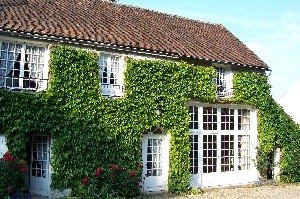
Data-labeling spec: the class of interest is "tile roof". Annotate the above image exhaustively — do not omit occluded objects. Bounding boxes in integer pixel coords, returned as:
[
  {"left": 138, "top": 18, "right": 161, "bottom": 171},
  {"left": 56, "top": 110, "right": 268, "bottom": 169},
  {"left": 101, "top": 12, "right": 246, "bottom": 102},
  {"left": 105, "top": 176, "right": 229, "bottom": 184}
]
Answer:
[{"left": 0, "top": 0, "right": 268, "bottom": 68}]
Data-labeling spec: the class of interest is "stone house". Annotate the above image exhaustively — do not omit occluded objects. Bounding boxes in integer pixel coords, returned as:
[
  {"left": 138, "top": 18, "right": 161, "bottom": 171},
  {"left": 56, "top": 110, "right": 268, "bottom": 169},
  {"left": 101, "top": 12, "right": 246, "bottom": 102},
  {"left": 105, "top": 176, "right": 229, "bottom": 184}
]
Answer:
[{"left": 0, "top": 0, "right": 271, "bottom": 197}]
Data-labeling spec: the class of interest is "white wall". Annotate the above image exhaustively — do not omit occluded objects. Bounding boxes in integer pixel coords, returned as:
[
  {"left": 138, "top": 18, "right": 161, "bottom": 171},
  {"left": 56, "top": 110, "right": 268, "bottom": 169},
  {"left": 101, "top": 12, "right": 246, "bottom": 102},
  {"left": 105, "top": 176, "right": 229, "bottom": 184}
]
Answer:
[{"left": 278, "top": 81, "right": 300, "bottom": 124}]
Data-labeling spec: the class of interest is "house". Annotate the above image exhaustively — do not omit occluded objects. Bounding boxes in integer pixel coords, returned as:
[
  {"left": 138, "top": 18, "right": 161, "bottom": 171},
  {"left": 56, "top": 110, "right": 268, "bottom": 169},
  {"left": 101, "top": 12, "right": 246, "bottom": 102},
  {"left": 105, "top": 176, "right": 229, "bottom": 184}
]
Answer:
[
  {"left": 0, "top": 0, "right": 273, "bottom": 198},
  {"left": 278, "top": 81, "right": 300, "bottom": 125}
]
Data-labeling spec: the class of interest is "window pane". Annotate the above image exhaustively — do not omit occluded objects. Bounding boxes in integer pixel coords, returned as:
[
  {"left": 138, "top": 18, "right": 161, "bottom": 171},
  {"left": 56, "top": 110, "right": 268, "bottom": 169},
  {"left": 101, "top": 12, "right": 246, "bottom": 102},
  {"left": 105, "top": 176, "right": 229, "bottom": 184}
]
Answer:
[
  {"left": 238, "top": 109, "right": 251, "bottom": 130},
  {"left": 188, "top": 106, "right": 198, "bottom": 130},
  {"left": 24, "top": 45, "right": 46, "bottom": 89},
  {"left": 203, "top": 107, "right": 217, "bottom": 130},
  {"left": 220, "top": 135, "right": 234, "bottom": 172},
  {"left": 221, "top": 108, "right": 234, "bottom": 130},
  {"left": 203, "top": 135, "right": 217, "bottom": 173},
  {"left": 99, "top": 54, "right": 122, "bottom": 97},
  {"left": 0, "top": 42, "right": 46, "bottom": 90},
  {"left": 216, "top": 66, "right": 226, "bottom": 96},
  {"left": 238, "top": 135, "right": 251, "bottom": 170},
  {"left": 189, "top": 135, "right": 199, "bottom": 174}
]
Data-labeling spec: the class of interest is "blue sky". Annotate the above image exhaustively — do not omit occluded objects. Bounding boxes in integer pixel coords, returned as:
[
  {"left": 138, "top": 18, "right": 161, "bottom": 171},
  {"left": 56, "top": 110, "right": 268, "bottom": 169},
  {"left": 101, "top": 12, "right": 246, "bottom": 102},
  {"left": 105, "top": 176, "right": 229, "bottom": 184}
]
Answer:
[{"left": 120, "top": 0, "right": 300, "bottom": 100}]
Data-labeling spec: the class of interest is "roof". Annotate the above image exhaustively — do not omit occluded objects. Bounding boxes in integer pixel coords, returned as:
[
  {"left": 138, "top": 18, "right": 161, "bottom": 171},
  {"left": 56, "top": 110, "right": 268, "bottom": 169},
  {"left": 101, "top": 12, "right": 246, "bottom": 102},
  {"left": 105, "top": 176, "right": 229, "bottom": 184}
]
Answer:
[{"left": 0, "top": 0, "right": 268, "bottom": 68}]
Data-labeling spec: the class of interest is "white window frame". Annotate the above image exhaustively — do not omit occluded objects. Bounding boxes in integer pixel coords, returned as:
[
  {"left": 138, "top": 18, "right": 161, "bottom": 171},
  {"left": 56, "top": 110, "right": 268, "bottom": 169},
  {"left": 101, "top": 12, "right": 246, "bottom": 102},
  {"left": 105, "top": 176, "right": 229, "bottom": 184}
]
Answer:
[
  {"left": 0, "top": 39, "right": 49, "bottom": 91},
  {"left": 188, "top": 102, "right": 258, "bottom": 187},
  {"left": 213, "top": 63, "right": 233, "bottom": 98},
  {"left": 98, "top": 53, "right": 124, "bottom": 98}
]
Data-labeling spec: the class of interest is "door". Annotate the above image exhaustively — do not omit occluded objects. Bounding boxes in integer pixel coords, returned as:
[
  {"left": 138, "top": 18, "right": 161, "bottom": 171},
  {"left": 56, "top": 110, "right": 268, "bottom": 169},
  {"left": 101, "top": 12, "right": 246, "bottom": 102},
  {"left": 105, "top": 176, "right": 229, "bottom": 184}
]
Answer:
[
  {"left": 188, "top": 105, "right": 258, "bottom": 188},
  {"left": 30, "top": 135, "right": 50, "bottom": 196},
  {"left": 142, "top": 133, "right": 169, "bottom": 192},
  {"left": 0, "top": 135, "right": 8, "bottom": 158}
]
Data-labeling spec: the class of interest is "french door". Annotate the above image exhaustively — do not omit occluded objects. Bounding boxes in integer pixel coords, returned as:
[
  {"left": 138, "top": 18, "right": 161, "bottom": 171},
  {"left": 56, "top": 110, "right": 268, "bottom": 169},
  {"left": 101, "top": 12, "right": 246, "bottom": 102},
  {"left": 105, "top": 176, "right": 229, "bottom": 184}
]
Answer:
[
  {"left": 0, "top": 135, "right": 8, "bottom": 158},
  {"left": 30, "top": 135, "right": 50, "bottom": 196},
  {"left": 202, "top": 133, "right": 253, "bottom": 187},
  {"left": 141, "top": 127, "right": 169, "bottom": 192},
  {"left": 189, "top": 104, "right": 258, "bottom": 187}
]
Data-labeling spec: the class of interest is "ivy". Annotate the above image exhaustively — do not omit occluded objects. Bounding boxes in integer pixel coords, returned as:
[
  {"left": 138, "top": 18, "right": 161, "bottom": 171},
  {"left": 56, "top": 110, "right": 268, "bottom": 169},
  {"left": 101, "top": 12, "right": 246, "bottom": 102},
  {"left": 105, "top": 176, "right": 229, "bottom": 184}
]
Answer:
[
  {"left": 234, "top": 72, "right": 300, "bottom": 180},
  {"left": 1, "top": 45, "right": 300, "bottom": 197},
  {"left": 50, "top": 46, "right": 215, "bottom": 192}
]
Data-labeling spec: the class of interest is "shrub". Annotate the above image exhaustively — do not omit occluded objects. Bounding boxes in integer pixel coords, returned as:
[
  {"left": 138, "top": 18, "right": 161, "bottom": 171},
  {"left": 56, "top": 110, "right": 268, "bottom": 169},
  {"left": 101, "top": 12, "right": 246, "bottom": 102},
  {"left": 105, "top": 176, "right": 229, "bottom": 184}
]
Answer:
[
  {"left": 0, "top": 151, "right": 29, "bottom": 198},
  {"left": 73, "top": 163, "right": 142, "bottom": 198}
]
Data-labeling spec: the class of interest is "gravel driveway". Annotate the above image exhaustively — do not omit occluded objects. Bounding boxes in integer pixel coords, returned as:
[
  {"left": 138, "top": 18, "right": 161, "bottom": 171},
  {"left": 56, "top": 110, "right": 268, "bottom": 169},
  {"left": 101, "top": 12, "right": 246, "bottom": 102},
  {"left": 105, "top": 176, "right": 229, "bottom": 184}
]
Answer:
[{"left": 144, "top": 184, "right": 300, "bottom": 199}]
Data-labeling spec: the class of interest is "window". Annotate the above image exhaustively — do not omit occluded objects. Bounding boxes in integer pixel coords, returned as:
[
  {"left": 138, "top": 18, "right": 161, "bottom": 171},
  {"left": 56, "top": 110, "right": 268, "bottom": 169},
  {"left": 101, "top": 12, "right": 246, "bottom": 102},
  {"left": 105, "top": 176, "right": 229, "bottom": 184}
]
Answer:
[
  {"left": 0, "top": 42, "right": 48, "bottom": 91},
  {"left": 203, "top": 134, "right": 217, "bottom": 173},
  {"left": 203, "top": 107, "right": 217, "bottom": 130},
  {"left": 238, "top": 135, "right": 251, "bottom": 170},
  {"left": 99, "top": 54, "right": 120, "bottom": 85},
  {"left": 221, "top": 108, "right": 234, "bottom": 130},
  {"left": 216, "top": 66, "right": 226, "bottom": 93},
  {"left": 189, "top": 134, "right": 199, "bottom": 174},
  {"left": 189, "top": 106, "right": 199, "bottom": 174},
  {"left": 188, "top": 105, "right": 254, "bottom": 175},
  {"left": 220, "top": 135, "right": 234, "bottom": 172},
  {"left": 214, "top": 65, "right": 233, "bottom": 98},
  {"left": 99, "top": 54, "right": 124, "bottom": 97},
  {"left": 189, "top": 106, "right": 199, "bottom": 130},
  {"left": 238, "top": 109, "right": 251, "bottom": 130}
]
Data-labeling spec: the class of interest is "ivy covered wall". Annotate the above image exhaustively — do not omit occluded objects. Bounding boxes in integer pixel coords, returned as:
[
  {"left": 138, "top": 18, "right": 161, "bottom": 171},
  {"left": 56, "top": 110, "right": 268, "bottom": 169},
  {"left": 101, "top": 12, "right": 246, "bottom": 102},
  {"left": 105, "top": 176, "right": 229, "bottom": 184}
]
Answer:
[
  {"left": 1, "top": 45, "right": 300, "bottom": 195},
  {"left": 234, "top": 72, "right": 300, "bottom": 181}
]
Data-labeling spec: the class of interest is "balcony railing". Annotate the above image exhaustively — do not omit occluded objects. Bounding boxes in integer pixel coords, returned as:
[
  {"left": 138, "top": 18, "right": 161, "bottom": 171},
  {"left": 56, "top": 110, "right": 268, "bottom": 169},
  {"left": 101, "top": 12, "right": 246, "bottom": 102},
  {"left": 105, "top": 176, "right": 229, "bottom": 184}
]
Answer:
[
  {"left": 217, "top": 85, "right": 234, "bottom": 98},
  {"left": 101, "top": 84, "right": 124, "bottom": 98}
]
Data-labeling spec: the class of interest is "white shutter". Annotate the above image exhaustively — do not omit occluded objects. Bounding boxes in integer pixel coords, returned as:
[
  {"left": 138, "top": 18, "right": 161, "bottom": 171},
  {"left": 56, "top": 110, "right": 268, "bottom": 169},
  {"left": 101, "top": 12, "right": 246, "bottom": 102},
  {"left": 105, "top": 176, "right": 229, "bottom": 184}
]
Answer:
[{"left": 225, "top": 66, "right": 233, "bottom": 91}]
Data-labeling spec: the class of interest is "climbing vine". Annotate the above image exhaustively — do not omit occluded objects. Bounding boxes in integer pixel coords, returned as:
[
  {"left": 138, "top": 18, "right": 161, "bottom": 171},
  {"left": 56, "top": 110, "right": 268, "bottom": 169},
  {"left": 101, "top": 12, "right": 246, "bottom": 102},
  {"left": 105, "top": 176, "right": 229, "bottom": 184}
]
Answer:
[
  {"left": 233, "top": 72, "right": 300, "bottom": 180},
  {"left": 1, "top": 45, "right": 300, "bottom": 198}
]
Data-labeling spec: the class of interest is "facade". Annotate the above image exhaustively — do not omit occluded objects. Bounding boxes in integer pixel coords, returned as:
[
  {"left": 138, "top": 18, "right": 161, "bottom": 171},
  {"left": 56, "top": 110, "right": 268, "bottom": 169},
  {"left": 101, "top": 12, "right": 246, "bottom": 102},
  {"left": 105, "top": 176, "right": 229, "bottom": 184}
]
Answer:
[
  {"left": 278, "top": 81, "right": 300, "bottom": 125},
  {"left": 0, "top": 0, "right": 270, "bottom": 197}
]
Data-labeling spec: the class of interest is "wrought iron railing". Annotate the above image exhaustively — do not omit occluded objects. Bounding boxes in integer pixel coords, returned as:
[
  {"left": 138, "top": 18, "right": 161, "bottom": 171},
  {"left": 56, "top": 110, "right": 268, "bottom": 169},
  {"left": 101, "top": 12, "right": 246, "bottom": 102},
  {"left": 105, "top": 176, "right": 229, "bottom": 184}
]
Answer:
[
  {"left": 217, "top": 85, "right": 234, "bottom": 98},
  {"left": 101, "top": 84, "right": 124, "bottom": 97}
]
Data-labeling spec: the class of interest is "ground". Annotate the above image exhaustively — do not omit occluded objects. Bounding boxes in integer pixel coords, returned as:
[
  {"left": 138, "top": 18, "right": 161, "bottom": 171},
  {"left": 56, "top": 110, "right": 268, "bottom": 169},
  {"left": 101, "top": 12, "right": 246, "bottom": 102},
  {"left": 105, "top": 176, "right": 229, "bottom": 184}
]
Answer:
[
  {"left": 144, "top": 184, "right": 300, "bottom": 199},
  {"left": 31, "top": 184, "right": 300, "bottom": 198}
]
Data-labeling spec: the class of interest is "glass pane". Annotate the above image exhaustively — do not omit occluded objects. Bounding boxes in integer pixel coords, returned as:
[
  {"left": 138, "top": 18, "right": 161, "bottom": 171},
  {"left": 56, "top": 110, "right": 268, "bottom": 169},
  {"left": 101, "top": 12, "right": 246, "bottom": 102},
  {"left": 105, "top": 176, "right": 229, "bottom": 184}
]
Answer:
[
  {"left": 42, "top": 170, "right": 46, "bottom": 178},
  {"left": 43, "top": 144, "right": 47, "bottom": 152},
  {"left": 38, "top": 144, "right": 42, "bottom": 152},
  {"left": 1, "top": 43, "right": 8, "bottom": 50},
  {"left": 43, "top": 153, "right": 47, "bottom": 160},
  {"left": 153, "top": 169, "right": 157, "bottom": 176},
  {"left": 37, "top": 169, "right": 41, "bottom": 177},
  {"left": 42, "top": 162, "right": 46, "bottom": 169},
  {"left": 147, "top": 163, "right": 152, "bottom": 169},
  {"left": 147, "top": 154, "right": 152, "bottom": 161},
  {"left": 32, "top": 169, "right": 36, "bottom": 177},
  {"left": 147, "top": 170, "right": 152, "bottom": 176}
]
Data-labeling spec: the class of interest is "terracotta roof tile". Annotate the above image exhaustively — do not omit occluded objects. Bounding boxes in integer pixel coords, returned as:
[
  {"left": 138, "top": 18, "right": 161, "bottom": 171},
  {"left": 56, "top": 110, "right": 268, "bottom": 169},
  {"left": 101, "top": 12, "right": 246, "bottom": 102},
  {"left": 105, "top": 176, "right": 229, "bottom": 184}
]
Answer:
[{"left": 0, "top": 0, "right": 268, "bottom": 68}]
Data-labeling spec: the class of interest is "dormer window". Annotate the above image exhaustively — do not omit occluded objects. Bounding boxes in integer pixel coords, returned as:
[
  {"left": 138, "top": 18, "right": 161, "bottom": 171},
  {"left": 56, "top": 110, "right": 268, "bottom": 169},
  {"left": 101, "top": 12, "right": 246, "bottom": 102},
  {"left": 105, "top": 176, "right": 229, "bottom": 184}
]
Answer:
[
  {"left": 214, "top": 64, "right": 233, "bottom": 98},
  {"left": 99, "top": 53, "right": 124, "bottom": 97},
  {"left": 0, "top": 41, "right": 48, "bottom": 91}
]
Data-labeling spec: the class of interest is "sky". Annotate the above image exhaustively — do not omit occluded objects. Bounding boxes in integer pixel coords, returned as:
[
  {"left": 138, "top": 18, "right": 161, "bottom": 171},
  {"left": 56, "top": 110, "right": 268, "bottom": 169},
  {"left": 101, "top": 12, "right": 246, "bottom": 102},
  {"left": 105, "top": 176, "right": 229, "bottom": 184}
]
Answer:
[{"left": 120, "top": 0, "right": 300, "bottom": 100}]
